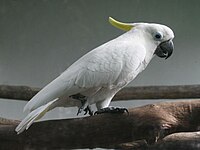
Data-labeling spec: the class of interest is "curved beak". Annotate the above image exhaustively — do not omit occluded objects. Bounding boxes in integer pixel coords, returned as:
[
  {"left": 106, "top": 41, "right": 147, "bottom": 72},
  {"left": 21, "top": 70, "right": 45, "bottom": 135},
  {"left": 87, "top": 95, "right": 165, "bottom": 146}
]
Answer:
[{"left": 154, "top": 40, "right": 174, "bottom": 59}]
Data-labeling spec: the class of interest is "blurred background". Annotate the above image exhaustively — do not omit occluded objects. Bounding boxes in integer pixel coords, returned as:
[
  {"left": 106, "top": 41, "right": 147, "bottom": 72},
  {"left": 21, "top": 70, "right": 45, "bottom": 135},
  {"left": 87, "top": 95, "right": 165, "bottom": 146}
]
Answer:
[{"left": 0, "top": 0, "right": 200, "bottom": 124}]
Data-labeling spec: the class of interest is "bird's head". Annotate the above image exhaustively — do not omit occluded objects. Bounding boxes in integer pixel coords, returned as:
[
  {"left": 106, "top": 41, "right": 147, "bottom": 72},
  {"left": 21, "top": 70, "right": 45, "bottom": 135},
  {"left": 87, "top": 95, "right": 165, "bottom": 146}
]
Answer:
[{"left": 109, "top": 17, "right": 174, "bottom": 59}]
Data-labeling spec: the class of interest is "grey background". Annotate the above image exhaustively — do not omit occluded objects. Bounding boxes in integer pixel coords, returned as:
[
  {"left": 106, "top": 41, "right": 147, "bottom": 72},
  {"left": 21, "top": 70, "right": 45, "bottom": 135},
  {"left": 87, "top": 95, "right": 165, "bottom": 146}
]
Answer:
[{"left": 0, "top": 0, "right": 200, "bottom": 124}]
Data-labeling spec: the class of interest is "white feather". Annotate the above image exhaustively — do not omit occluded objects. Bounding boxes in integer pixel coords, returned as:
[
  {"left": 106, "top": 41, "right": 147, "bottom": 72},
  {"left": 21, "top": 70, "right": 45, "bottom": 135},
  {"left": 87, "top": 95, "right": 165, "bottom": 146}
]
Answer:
[{"left": 16, "top": 98, "right": 58, "bottom": 134}]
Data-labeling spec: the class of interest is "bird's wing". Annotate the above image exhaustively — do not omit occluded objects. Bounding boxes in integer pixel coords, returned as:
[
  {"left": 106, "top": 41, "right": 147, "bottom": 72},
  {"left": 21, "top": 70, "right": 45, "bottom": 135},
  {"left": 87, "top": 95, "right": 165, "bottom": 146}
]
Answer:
[
  {"left": 24, "top": 41, "right": 146, "bottom": 112},
  {"left": 64, "top": 39, "right": 146, "bottom": 88}
]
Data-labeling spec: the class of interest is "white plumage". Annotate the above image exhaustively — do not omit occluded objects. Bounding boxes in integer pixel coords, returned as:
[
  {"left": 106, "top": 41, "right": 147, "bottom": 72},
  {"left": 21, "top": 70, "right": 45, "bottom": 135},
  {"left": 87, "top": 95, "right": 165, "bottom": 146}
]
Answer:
[{"left": 16, "top": 17, "right": 174, "bottom": 134}]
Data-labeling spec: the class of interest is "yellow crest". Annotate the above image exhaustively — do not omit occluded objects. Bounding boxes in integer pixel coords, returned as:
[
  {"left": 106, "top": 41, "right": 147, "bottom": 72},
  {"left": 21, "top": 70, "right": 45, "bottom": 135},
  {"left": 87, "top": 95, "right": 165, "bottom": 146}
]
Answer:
[{"left": 109, "top": 17, "right": 134, "bottom": 31}]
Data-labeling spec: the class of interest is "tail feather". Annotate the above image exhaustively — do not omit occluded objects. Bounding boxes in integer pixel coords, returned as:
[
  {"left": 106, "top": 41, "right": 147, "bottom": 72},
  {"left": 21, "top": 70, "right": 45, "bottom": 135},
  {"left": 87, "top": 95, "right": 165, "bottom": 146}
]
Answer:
[{"left": 15, "top": 98, "right": 58, "bottom": 134}]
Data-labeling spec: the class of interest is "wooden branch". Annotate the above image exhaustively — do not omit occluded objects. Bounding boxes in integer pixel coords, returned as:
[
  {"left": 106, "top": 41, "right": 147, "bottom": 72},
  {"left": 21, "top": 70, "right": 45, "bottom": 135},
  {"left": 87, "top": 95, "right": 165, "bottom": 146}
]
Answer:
[
  {"left": 0, "top": 100, "right": 200, "bottom": 149},
  {"left": 1, "top": 84, "right": 200, "bottom": 103},
  {"left": 0, "top": 85, "right": 39, "bottom": 100},
  {"left": 114, "top": 84, "right": 200, "bottom": 100},
  {"left": 118, "top": 132, "right": 200, "bottom": 150},
  {"left": 149, "top": 131, "right": 200, "bottom": 150}
]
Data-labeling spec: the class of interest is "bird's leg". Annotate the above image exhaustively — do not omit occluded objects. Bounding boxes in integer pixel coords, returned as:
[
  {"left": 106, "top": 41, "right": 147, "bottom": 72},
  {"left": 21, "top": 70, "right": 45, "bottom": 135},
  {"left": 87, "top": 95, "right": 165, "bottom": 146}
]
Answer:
[
  {"left": 70, "top": 93, "right": 86, "bottom": 103},
  {"left": 70, "top": 93, "right": 92, "bottom": 116},
  {"left": 94, "top": 106, "right": 129, "bottom": 115},
  {"left": 77, "top": 102, "right": 86, "bottom": 116}
]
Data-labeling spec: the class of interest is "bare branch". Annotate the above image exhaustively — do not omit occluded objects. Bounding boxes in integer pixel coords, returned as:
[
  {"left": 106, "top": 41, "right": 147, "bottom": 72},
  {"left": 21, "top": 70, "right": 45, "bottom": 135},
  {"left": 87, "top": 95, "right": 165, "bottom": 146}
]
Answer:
[
  {"left": 149, "top": 132, "right": 200, "bottom": 150},
  {"left": 1, "top": 84, "right": 200, "bottom": 103},
  {"left": 0, "top": 100, "right": 200, "bottom": 149},
  {"left": 0, "top": 117, "right": 19, "bottom": 125},
  {"left": 117, "top": 132, "right": 200, "bottom": 150},
  {"left": 0, "top": 85, "right": 39, "bottom": 100}
]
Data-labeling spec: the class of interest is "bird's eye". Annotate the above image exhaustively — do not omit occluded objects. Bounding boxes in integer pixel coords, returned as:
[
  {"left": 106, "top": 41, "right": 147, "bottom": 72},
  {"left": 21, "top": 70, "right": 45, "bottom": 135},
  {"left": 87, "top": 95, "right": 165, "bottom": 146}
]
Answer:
[{"left": 154, "top": 33, "right": 162, "bottom": 40}]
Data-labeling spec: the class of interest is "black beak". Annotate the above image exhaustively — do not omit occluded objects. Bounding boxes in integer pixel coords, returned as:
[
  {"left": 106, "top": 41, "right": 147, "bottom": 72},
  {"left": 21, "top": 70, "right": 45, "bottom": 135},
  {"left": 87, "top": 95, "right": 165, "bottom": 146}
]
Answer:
[{"left": 154, "top": 40, "right": 174, "bottom": 59}]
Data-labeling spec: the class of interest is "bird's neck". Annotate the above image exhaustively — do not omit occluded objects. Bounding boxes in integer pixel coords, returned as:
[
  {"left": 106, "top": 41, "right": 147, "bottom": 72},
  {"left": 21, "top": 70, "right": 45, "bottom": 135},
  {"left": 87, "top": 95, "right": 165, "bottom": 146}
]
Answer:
[
  {"left": 144, "top": 42, "right": 156, "bottom": 65},
  {"left": 117, "top": 30, "right": 156, "bottom": 65},
  {"left": 129, "top": 30, "right": 156, "bottom": 64}
]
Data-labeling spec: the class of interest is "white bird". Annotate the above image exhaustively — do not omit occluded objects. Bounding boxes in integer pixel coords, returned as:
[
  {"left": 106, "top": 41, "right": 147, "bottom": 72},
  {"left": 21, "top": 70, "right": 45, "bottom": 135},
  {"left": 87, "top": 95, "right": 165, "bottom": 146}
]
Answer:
[{"left": 15, "top": 17, "right": 174, "bottom": 134}]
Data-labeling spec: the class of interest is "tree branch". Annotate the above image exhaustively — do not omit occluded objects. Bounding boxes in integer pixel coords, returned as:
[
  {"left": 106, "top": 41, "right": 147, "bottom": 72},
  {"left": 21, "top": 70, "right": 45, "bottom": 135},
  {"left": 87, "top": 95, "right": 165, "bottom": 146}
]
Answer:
[
  {"left": 0, "top": 100, "right": 200, "bottom": 149},
  {"left": 149, "top": 131, "right": 200, "bottom": 150},
  {"left": 117, "top": 132, "right": 200, "bottom": 150},
  {"left": 1, "top": 84, "right": 200, "bottom": 103}
]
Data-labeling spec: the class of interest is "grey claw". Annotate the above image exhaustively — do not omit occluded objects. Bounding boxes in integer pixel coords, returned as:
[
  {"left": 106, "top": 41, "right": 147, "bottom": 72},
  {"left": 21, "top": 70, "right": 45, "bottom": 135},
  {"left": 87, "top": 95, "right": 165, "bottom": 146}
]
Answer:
[
  {"left": 95, "top": 107, "right": 129, "bottom": 115},
  {"left": 77, "top": 107, "right": 83, "bottom": 116},
  {"left": 84, "top": 106, "right": 93, "bottom": 116}
]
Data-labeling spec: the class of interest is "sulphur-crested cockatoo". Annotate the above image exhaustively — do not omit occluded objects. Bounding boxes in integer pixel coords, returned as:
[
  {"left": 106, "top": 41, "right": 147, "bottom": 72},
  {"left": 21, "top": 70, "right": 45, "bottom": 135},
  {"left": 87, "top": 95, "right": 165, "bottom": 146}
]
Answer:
[{"left": 15, "top": 17, "right": 174, "bottom": 134}]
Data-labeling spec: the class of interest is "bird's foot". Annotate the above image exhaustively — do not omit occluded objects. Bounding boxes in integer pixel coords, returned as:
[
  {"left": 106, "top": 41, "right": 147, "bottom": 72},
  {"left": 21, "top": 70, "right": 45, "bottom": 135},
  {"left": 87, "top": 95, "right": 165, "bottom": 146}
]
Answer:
[
  {"left": 77, "top": 105, "right": 93, "bottom": 116},
  {"left": 70, "top": 93, "right": 90, "bottom": 116},
  {"left": 84, "top": 106, "right": 93, "bottom": 116},
  {"left": 94, "top": 106, "right": 129, "bottom": 115},
  {"left": 77, "top": 106, "right": 84, "bottom": 115},
  {"left": 76, "top": 99, "right": 87, "bottom": 116}
]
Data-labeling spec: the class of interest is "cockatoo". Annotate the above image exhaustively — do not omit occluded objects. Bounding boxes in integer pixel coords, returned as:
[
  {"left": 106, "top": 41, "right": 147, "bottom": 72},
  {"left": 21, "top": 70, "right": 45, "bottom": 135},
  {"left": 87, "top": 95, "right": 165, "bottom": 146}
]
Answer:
[{"left": 15, "top": 17, "right": 174, "bottom": 134}]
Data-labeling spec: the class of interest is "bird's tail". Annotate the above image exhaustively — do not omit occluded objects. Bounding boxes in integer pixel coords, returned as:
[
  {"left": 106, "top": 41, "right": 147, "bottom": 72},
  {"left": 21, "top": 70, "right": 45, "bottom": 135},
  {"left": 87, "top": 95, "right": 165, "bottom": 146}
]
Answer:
[{"left": 15, "top": 98, "right": 58, "bottom": 134}]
